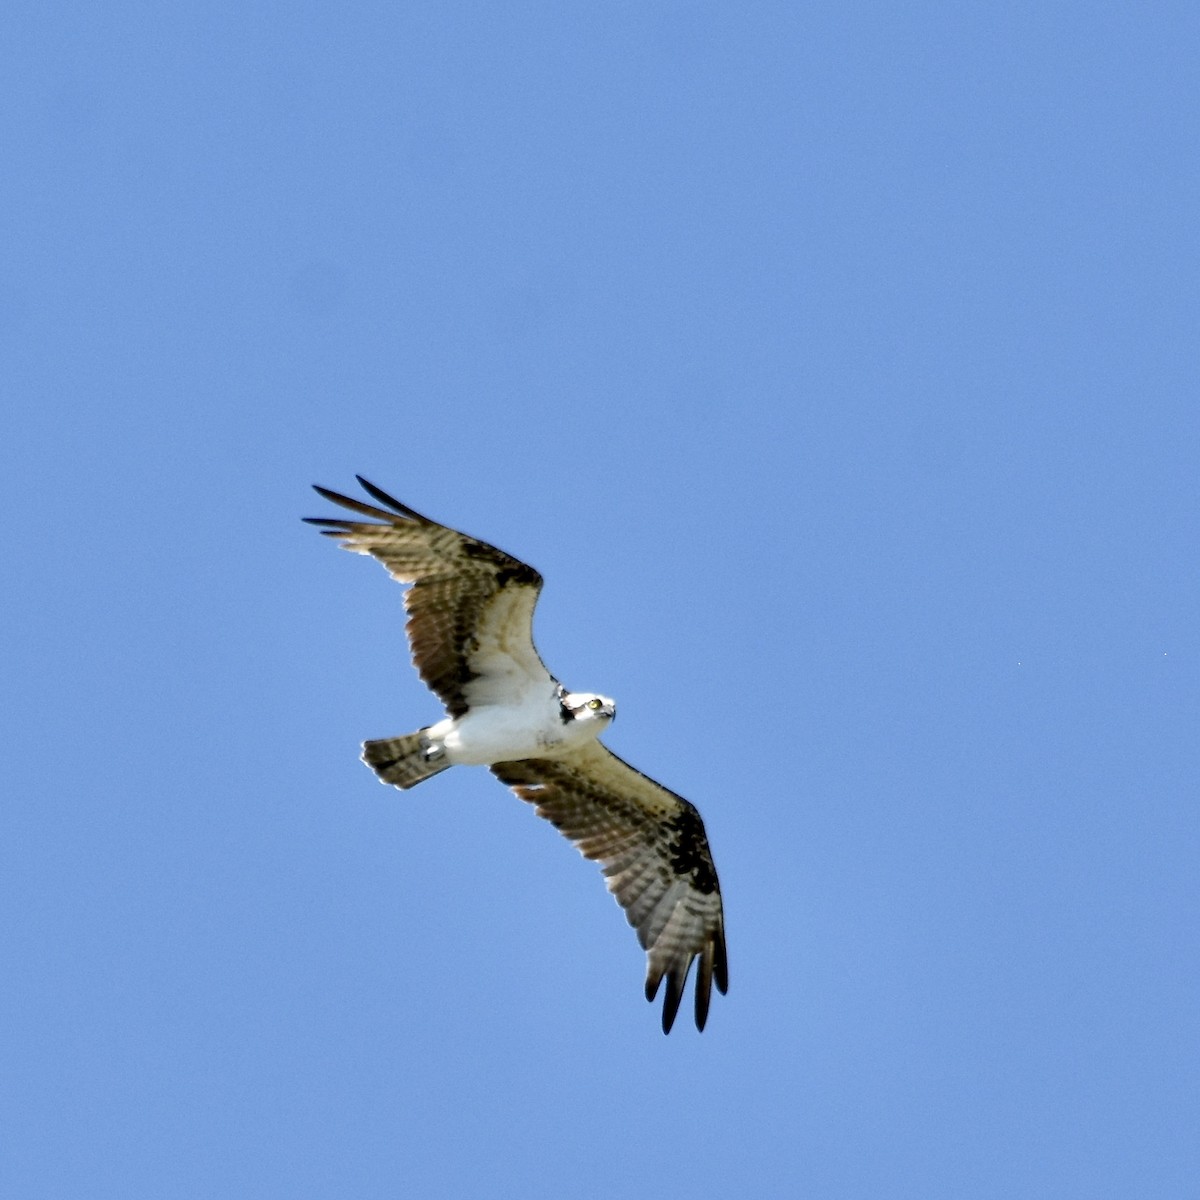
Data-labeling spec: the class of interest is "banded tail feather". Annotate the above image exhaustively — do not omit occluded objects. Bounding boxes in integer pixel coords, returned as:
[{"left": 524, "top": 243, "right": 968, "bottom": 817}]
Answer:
[{"left": 362, "top": 731, "right": 450, "bottom": 790}]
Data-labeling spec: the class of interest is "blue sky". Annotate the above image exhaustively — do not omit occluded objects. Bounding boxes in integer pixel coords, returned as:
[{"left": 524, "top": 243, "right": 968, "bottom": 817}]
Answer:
[{"left": 3, "top": 2, "right": 1197, "bottom": 1196}]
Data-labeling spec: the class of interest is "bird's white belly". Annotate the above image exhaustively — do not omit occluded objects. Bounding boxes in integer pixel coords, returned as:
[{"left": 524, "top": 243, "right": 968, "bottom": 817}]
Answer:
[{"left": 433, "top": 699, "right": 571, "bottom": 766}]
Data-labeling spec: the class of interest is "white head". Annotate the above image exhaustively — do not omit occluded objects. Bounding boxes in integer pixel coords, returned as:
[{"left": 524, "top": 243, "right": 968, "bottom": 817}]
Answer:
[{"left": 560, "top": 690, "right": 617, "bottom": 730}]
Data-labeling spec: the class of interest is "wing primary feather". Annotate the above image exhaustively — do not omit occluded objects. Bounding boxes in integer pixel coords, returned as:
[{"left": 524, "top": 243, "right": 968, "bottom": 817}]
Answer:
[
  {"left": 661, "top": 968, "right": 686, "bottom": 1035},
  {"left": 714, "top": 928, "right": 729, "bottom": 994},
  {"left": 355, "top": 476, "right": 432, "bottom": 523},
  {"left": 310, "top": 485, "right": 401, "bottom": 522},
  {"left": 302, "top": 517, "right": 356, "bottom": 528},
  {"left": 644, "top": 971, "right": 663, "bottom": 1003},
  {"left": 695, "top": 942, "right": 714, "bottom": 1032}
]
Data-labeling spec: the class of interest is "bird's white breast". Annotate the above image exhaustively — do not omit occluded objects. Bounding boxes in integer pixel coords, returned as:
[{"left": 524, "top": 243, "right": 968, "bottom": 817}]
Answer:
[{"left": 434, "top": 684, "right": 584, "bottom": 766}]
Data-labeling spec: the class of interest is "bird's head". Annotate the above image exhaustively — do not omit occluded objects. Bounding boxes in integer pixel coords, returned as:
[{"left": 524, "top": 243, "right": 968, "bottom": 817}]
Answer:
[{"left": 561, "top": 691, "right": 617, "bottom": 727}]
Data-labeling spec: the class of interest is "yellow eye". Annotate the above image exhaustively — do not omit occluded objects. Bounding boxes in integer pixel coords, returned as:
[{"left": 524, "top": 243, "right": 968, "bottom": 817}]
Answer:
[{"left": 588, "top": 698, "right": 602, "bottom": 710}]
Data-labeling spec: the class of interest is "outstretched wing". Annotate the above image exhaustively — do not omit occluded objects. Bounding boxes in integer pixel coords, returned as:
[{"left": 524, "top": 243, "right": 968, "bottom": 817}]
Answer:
[
  {"left": 305, "top": 477, "right": 551, "bottom": 717},
  {"left": 490, "top": 740, "right": 728, "bottom": 1034}
]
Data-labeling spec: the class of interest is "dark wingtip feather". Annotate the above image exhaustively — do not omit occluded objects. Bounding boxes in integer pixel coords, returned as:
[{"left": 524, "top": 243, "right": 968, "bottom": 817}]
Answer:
[
  {"left": 694, "top": 946, "right": 713, "bottom": 1032},
  {"left": 309, "top": 484, "right": 401, "bottom": 522},
  {"left": 355, "top": 476, "right": 430, "bottom": 522},
  {"left": 660, "top": 970, "right": 685, "bottom": 1035},
  {"left": 714, "top": 928, "right": 730, "bottom": 995}
]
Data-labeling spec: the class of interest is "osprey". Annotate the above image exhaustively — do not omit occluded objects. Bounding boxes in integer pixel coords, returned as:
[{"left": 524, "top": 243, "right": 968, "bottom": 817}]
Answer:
[{"left": 305, "top": 477, "right": 728, "bottom": 1033}]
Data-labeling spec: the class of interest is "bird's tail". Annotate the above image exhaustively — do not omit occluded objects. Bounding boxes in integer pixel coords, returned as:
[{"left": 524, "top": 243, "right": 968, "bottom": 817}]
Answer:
[{"left": 361, "top": 730, "right": 450, "bottom": 790}]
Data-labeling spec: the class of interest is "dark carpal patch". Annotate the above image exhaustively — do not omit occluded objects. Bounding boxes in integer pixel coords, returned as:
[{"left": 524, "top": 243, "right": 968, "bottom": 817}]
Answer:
[
  {"left": 459, "top": 539, "right": 542, "bottom": 588},
  {"left": 494, "top": 562, "right": 541, "bottom": 588},
  {"left": 665, "top": 805, "right": 719, "bottom": 894}
]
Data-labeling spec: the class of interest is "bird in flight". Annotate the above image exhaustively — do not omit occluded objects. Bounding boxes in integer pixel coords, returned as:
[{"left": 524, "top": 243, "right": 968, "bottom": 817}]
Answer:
[{"left": 305, "top": 477, "right": 728, "bottom": 1033}]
